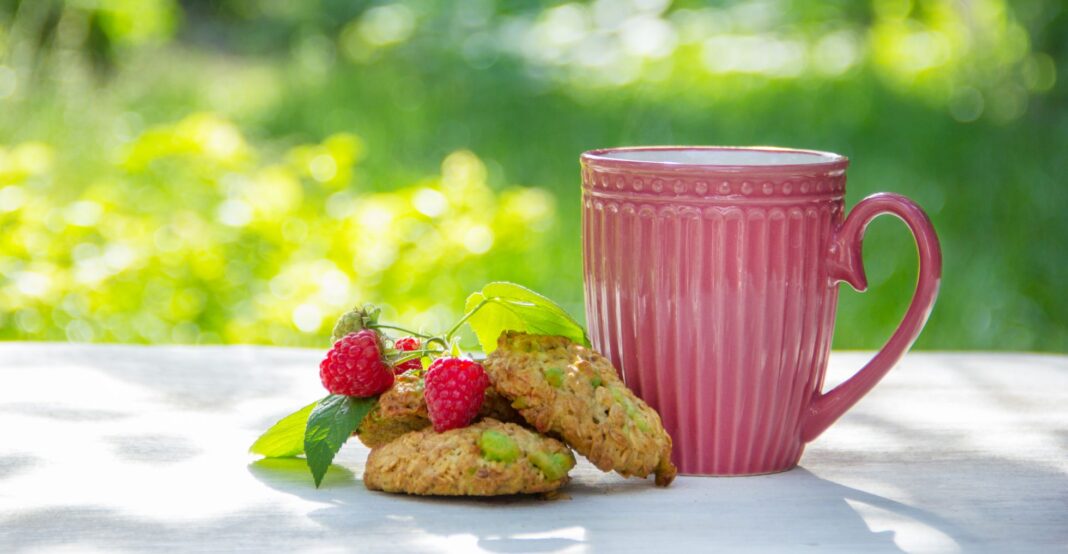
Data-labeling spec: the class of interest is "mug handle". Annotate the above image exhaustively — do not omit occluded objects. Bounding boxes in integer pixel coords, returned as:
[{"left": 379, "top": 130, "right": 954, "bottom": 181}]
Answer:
[{"left": 801, "top": 192, "right": 942, "bottom": 442}]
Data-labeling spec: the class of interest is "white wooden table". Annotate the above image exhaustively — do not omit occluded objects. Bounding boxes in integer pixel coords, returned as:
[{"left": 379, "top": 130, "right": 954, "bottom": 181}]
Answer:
[{"left": 1, "top": 344, "right": 1065, "bottom": 553}]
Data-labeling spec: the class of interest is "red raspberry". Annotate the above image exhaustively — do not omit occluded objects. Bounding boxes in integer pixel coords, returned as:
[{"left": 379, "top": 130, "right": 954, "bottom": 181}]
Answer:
[
  {"left": 424, "top": 357, "right": 489, "bottom": 432},
  {"left": 319, "top": 330, "right": 395, "bottom": 397},
  {"left": 393, "top": 337, "right": 422, "bottom": 374}
]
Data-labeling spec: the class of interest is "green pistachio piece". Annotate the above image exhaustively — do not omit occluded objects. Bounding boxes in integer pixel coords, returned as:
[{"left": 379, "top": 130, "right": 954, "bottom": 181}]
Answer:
[
  {"left": 543, "top": 367, "right": 565, "bottom": 388},
  {"left": 529, "top": 450, "right": 574, "bottom": 481},
  {"left": 611, "top": 387, "right": 650, "bottom": 432},
  {"left": 479, "top": 429, "right": 521, "bottom": 463}
]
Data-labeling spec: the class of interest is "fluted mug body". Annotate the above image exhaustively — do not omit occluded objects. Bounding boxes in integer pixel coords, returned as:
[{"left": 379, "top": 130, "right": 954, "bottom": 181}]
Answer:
[{"left": 580, "top": 147, "right": 941, "bottom": 476}]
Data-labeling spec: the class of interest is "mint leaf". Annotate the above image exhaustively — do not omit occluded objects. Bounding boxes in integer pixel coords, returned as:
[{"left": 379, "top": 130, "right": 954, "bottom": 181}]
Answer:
[
  {"left": 464, "top": 282, "right": 589, "bottom": 354},
  {"left": 249, "top": 400, "right": 320, "bottom": 458},
  {"left": 304, "top": 394, "right": 376, "bottom": 487}
]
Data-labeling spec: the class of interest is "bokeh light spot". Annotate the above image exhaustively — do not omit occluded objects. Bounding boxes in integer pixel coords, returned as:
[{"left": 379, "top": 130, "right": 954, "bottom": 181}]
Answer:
[
  {"left": 216, "top": 199, "right": 253, "bottom": 227},
  {"left": 413, "top": 188, "right": 447, "bottom": 217},
  {"left": 0, "top": 185, "right": 26, "bottom": 212},
  {"left": 358, "top": 4, "right": 417, "bottom": 47},
  {"left": 309, "top": 154, "right": 338, "bottom": 182},
  {"left": 620, "top": 15, "right": 677, "bottom": 59},
  {"left": 812, "top": 31, "right": 861, "bottom": 76},
  {"left": 16, "top": 271, "right": 51, "bottom": 298},
  {"left": 463, "top": 225, "right": 494, "bottom": 254},
  {"left": 292, "top": 303, "right": 323, "bottom": 333},
  {"left": 65, "top": 201, "right": 103, "bottom": 227}
]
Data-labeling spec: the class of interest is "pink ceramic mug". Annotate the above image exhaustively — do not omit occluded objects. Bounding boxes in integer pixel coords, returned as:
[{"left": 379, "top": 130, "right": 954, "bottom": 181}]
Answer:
[{"left": 581, "top": 146, "right": 941, "bottom": 476}]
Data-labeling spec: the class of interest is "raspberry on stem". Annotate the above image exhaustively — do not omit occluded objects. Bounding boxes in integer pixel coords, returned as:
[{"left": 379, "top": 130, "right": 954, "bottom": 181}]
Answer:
[
  {"left": 393, "top": 337, "right": 423, "bottom": 374},
  {"left": 320, "top": 330, "right": 395, "bottom": 397},
  {"left": 424, "top": 357, "right": 489, "bottom": 432}
]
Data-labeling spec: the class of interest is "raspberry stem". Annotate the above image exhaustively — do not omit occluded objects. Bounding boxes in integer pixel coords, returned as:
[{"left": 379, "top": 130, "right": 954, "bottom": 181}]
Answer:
[
  {"left": 392, "top": 351, "right": 425, "bottom": 365},
  {"left": 424, "top": 336, "right": 450, "bottom": 351},
  {"left": 368, "top": 323, "right": 431, "bottom": 339},
  {"left": 443, "top": 297, "right": 493, "bottom": 341},
  {"left": 391, "top": 343, "right": 446, "bottom": 366}
]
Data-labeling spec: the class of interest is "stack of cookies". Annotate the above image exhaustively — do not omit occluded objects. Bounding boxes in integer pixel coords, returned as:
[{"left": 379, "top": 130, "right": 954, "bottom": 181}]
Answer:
[{"left": 359, "top": 331, "right": 677, "bottom": 496}]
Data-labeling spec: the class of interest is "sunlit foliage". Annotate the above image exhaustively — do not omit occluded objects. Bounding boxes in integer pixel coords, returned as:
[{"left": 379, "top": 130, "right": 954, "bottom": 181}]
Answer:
[
  {"left": 0, "top": 113, "right": 554, "bottom": 345},
  {"left": 0, "top": 0, "right": 1064, "bottom": 350}
]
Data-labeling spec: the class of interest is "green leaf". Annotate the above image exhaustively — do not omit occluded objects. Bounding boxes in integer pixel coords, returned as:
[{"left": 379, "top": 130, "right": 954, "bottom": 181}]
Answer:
[
  {"left": 304, "top": 394, "right": 376, "bottom": 487},
  {"left": 249, "top": 400, "right": 320, "bottom": 458},
  {"left": 464, "top": 282, "right": 589, "bottom": 354}
]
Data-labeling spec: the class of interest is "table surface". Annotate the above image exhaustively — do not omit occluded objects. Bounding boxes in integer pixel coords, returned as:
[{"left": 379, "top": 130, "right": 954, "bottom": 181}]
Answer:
[{"left": 1, "top": 344, "right": 1065, "bottom": 553}]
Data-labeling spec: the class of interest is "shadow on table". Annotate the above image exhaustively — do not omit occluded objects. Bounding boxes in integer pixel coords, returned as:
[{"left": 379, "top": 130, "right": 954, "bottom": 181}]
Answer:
[
  {"left": 246, "top": 460, "right": 972, "bottom": 553},
  {"left": 248, "top": 458, "right": 358, "bottom": 502}
]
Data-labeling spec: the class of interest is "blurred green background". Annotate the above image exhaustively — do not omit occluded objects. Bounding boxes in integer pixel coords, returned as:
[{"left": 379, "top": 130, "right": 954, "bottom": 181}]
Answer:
[{"left": 0, "top": 0, "right": 1064, "bottom": 351}]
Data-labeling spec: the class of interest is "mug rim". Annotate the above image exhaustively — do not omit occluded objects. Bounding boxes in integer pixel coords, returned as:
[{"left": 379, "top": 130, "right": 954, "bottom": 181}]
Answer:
[{"left": 581, "top": 146, "right": 849, "bottom": 174}]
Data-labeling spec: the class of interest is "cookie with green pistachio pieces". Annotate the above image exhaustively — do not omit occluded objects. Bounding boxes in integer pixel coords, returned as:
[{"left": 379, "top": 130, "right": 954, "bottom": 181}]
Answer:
[
  {"left": 355, "top": 371, "right": 524, "bottom": 448},
  {"left": 484, "top": 331, "right": 676, "bottom": 486},
  {"left": 364, "top": 419, "right": 574, "bottom": 496}
]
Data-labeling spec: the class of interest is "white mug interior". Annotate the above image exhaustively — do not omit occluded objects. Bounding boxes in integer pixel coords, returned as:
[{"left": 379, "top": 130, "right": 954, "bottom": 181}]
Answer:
[{"left": 597, "top": 148, "right": 841, "bottom": 166}]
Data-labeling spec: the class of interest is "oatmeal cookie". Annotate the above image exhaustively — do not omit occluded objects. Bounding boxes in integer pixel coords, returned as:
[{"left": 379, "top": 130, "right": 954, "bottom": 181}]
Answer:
[
  {"left": 364, "top": 419, "right": 574, "bottom": 495},
  {"left": 484, "top": 331, "right": 677, "bottom": 486},
  {"left": 356, "top": 371, "right": 522, "bottom": 448}
]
